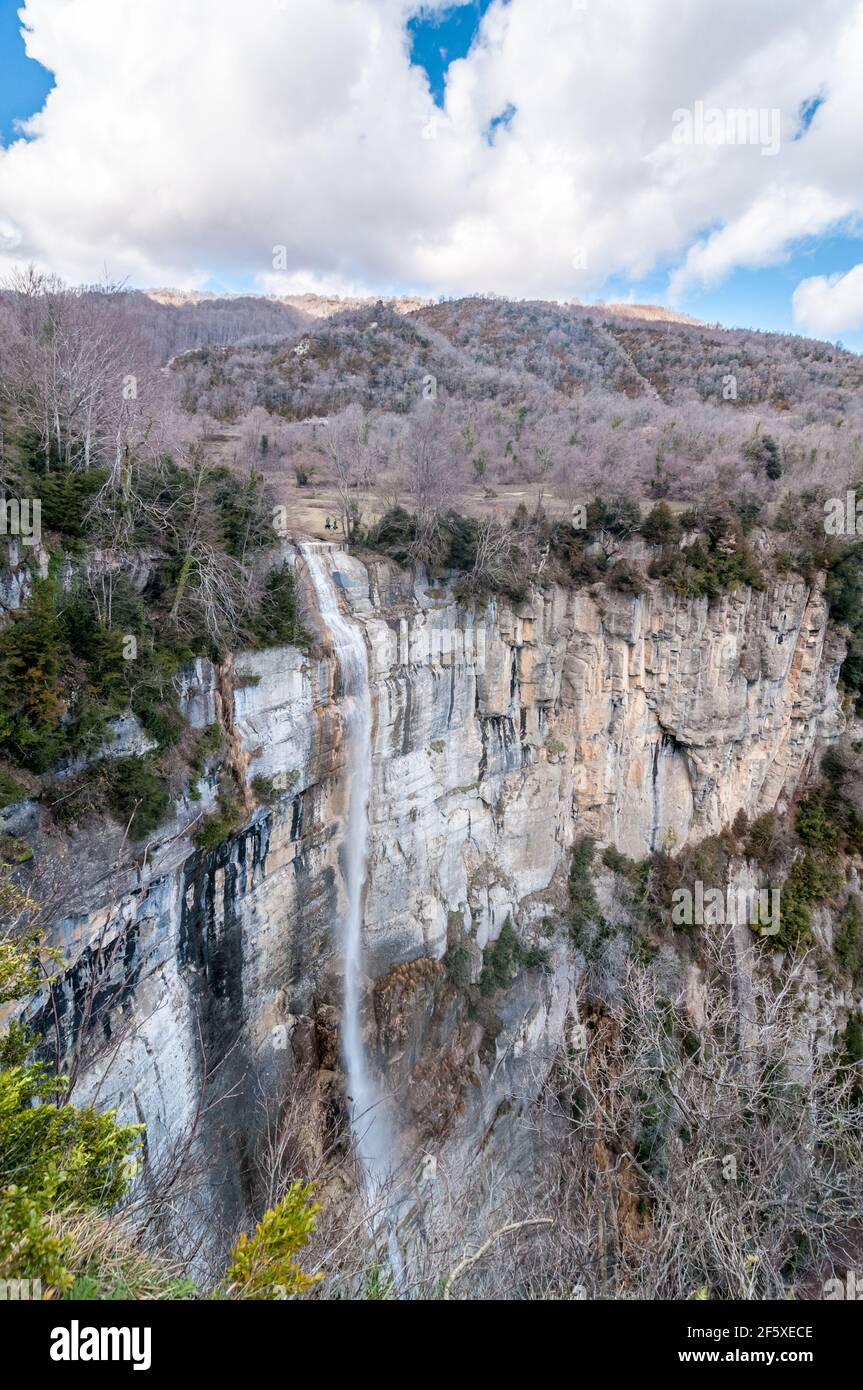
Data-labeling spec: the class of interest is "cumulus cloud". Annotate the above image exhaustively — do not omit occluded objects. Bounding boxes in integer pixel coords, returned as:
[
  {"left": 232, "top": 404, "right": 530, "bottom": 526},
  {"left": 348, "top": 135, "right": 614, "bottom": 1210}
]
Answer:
[
  {"left": 0, "top": 0, "right": 861, "bottom": 306},
  {"left": 793, "top": 263, "right": 863, "bottom": 335}
]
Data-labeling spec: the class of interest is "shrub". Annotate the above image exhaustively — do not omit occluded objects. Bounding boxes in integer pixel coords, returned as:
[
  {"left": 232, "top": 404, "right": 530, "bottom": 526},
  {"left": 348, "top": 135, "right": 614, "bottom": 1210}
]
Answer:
[
  {"left": 745, "top": 812, "right": 778, "bottom": 868},
  {"left": 444, "top": 943, "right": 472, "bottom": 990},
  {"left": 252, "top": 563, "right": 309, "bottom": 649},
  {"left": 0, "top": 770, "right": 27, "bottom": 809},
  {"left": 834, "top": 899, "right": 862, "bottom": 977},
  {"left": 195, "top": 783, "right": 245, "bottom": 849},
  {"left": 34, "top": 466, "right": 107, "bottom": 538},
  {"left": 0, "top": 579, "right": 68, "bottom": 771},
  {"left": 478, "top": 916, "right": 548, "bottom": 996},
  {"left": 606, "top": 559, "right": 645, "bottom": 595},
  {"left": 641, "top": 502, "right": 680, "bottom": 545},
  {"left": 649, "top": 531, "right": 764, "bottom": 599},
  {"left": 103, "top": 756, "right": 171, "bottom": 839},
  {"left": 825, "top": 546, "right": 863, "bottom": 710},
  {"left": 0, "top": 1036, "right": 142, "bottom": 1210},
  {"left": 0, "top": 917, "right": 142, "bottom": 1297},
  {"left": 479, "top": 917, "right": 522, "bottom": 996},
  {"left": 569, "top": 837, "right": 603, "bottom": 948},
  {"left": 587, "top": 495, "right": 641, "bottom": 538},
  {"left": 843, "top": 1016, "right": 863, "bottom": 1066},
  {"left": 0, "top": 1186, "right": 73, "bottom": 1295},
  {"left": 219, "top": 1183, "right": 322, "bottom": 1299}
]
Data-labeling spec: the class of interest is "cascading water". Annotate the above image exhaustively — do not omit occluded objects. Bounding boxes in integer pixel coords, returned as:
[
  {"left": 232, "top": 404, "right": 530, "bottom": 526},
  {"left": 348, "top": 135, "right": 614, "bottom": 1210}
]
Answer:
[{"left": 300, "top": 544, "right": 392, "bottom": 1192}]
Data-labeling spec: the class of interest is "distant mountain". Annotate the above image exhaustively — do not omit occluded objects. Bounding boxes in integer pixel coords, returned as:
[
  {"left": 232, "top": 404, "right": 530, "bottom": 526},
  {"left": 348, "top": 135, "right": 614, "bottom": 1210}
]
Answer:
[{"left": 169, "top": 292, "right": 862, "bottom": 435}]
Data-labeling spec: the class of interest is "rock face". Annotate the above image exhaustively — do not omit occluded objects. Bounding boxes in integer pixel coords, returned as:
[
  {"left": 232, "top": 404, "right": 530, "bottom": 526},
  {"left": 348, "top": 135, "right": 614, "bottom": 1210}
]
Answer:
[{"left": 15, "top": 551, "right": 846, "bottom": 1255}]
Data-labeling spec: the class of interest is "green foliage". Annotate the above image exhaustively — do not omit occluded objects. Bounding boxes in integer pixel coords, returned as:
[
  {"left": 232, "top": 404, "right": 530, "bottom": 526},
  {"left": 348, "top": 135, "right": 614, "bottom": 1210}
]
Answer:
[
  {"left": 251, "top": 563, "right": 309, "bottom": 648},
  {"left": 0, "top": 570, "right": 187, "bottom": 781},
  {"left": 0, "top": 770, "right": 27, "bottom": 809},
  {"left": 649, "top": 527, "right": 764, "bottom": 599},
  {"left": 195, "top": 782, "right": 245, "bottom": 849},
  {"left": 641, "top": 502, "right": 680, "bottom": 545},
  {"left": 0, "top": 578, "right": 68, "bottom": 771},
  {"left": 843, "top": 1015, "right": 863, "bottom": 1066},
  {"left": 0, "top": 894, "right": 143, "bottom": 1299},
  {"left": 771, "top": 852, "right": 843, "bottom": 952},
  {"left": 587, "top": 495, "right": 641, "bottom": 538},
  {"left": 797, "top": 749, "right": 863, "bottom": 858},
  {"left": 635, "top": 1092, "right": 672, "bottom": 1178},
  {"left": 796, "top": 795, "right": 841, "bottom": 853},
  {"left": 0, "top": 1035, "right": 141, "bottom": 1210},
  {"left": 30, "top": 465, "right": 107, "bottom": 539},
  {"left": 0, "top": 930, "right": 140, "bottom": 1291},
  {"left": 213, "top": 466, "right": 274, "bottom": 560},
  {"left": 744, "top": 432, "right": 782, "bottom": 481},
  {"left": 745, "top": 812, "right": 778, "bottom": 869},
  {"left": 443, "top": 943, "right": 472, "bottom": 990},
  {"left": 102, "top": 756, "right": 171, "bottom": 838},
  {"left": 478, "top": 916, "right": 548, "bottom": 996},
  {"left": 0, "top": 836, "right": 33, "bottom": 866},
  {"left": 569, "top": 836, "right": 605, "bottom": 951},
  {"left": 825, "top": 545, "right": 863, "bottom": 711},
  {"left": 361, "top": 1262, "right": 396, "bottom": 1300},
  {"left": 219, "top": 1182, "right": 322, "bottom": 1299},
  {"left": 834, "top": 898, "right": 862, "bottom": 977},
  {"left": 0, "top": 1185, "right": 73, "bottom": 1293}
]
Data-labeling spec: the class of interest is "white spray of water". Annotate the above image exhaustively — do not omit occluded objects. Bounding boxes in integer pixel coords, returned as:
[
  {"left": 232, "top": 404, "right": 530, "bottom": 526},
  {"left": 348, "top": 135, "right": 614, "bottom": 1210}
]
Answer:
[{"left": 300, "top": 544, "right": 392, "bottom": 1191}]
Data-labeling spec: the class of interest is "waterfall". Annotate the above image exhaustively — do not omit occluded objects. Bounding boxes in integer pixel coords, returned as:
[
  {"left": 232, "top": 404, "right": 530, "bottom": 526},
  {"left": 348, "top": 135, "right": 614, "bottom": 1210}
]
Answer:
[{"left": 299, "top": 544, "right": 391, "bottom": 1191}]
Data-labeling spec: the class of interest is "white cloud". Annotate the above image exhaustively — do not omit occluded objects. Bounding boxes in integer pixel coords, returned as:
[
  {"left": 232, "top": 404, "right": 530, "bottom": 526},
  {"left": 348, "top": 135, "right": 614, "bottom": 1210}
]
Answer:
[
  {"left": 793, "top": 263, "right": 863, "bottom": 335},
  {"left": 0, "top": 0, "right": 861, "bottom": 307}
]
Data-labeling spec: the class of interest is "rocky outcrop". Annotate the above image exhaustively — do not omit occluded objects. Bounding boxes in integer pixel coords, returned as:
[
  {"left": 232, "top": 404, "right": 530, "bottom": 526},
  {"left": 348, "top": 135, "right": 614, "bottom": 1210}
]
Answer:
[{"left": 12, "top": 551, "right": 847, "bottom": 1254}]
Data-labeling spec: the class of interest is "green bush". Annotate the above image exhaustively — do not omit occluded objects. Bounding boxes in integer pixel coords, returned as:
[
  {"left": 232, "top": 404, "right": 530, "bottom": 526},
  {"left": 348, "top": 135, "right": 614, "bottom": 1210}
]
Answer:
[
  {"left": 649, "top": 531, "right": 764, "bottom": 599},
  {"left": 569, "top": 837, "right": 604, "bottom": 949},
  {"left": 834, "top": 899, "right": 862, "bottom": 977},
  {"left": 443, "top": 943, "right": 473, "bottom": 990},
  {"left": 195, "top": 783, "right": 245, "bottom": 850},
  {"left": 745, "top": 812, "right": 778, "bottom": 868},
  {"left": 218, "top": 1183, "right": 322, "bottom": 1299},
  {"left": 103, "top": 756, "right": 171, "bottom": 838},
  {"left": 641, "top": 502, "right": 680, "bottom": 545},
  {"left": 0, "top": 934, "right": 142, "bottom": 1296},
  {"left": 0, "top": 770, "right": 27, "bottom": 809},
  {"left": 478, "top": 916, "right": 548, "bottom": 996},
  {"left": 825, "top": 546, "right": 863, "bottom": 710},
  {"left": 843, "top": 1016, "right": 863, "bottom": 1066},
  {"left": 0, "top": 579, "right": 69, "bottom": 771},
  {"left": 32, "top": 466, "right": 107, "bottom": 538},
  {"left": 252, "top": 563, "right": 309, "bottom": 648}
]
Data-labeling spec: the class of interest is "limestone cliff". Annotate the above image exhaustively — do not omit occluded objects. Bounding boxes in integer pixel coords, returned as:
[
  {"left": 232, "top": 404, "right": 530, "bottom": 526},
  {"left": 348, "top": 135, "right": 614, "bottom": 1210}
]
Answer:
[{"left": 11, "top": 550, "right": 847, "bottom": 1260}]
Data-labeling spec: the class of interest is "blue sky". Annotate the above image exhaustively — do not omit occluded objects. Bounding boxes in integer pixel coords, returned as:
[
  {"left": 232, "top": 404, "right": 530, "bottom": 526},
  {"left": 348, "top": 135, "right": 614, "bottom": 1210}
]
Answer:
[
  {"left": 0, "top": 0, "right": 861, "bottom": 351},
  {"left": 407, "top": 0, "right": 496, "bottom": 106},
  {"left": 0, "top": 0, "right": 53, "bottom": 144}
]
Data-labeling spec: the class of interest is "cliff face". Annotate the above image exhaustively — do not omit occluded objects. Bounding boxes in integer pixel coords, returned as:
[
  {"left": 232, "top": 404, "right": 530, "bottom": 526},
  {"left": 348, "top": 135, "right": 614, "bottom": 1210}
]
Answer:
[{"left": 15, "top": 551, "right": 846, "bottom": 1255}]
